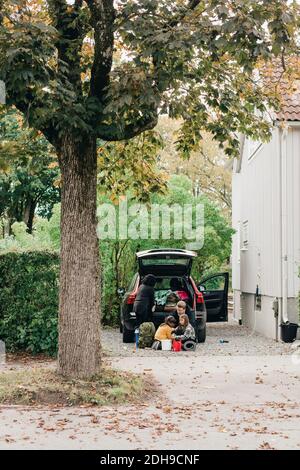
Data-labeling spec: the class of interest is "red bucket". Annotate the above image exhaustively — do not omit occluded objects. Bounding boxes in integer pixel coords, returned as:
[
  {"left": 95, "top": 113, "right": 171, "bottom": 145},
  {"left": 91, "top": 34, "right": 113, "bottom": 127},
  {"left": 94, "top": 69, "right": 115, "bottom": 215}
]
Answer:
[{"left": 173, "top": 339, "right": 182, "bottom": 352}]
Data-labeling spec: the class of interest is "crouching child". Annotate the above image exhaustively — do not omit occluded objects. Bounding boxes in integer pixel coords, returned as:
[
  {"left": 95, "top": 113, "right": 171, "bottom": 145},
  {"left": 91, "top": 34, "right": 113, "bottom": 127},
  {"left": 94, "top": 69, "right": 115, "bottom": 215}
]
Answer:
[
  {"left": 172, "top": 313, "right": 196, "bottom": 351},
  {"left": 152, "top": 316, "right": 177, "bottom": 350}
]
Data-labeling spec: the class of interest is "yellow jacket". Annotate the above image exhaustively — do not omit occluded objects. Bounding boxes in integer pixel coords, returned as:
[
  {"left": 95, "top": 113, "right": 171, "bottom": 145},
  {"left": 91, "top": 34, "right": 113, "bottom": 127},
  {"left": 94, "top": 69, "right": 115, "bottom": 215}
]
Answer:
[{"left": 155, "top": 323, "right": 174, "bottom": 341}]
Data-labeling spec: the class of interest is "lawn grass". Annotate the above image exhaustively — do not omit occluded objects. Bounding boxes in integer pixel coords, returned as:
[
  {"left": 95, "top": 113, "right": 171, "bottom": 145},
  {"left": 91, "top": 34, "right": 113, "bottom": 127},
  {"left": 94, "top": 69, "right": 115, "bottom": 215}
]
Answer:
[{"left": 0, "top": 366, "right": 153, "bottom": 406}]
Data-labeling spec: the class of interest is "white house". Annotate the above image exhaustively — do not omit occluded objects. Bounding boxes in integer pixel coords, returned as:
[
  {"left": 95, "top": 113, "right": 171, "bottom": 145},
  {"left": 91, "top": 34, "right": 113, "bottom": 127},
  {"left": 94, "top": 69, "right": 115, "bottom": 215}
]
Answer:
[{"left": 232, "top": 81, "right": 300, "bottom": 340}]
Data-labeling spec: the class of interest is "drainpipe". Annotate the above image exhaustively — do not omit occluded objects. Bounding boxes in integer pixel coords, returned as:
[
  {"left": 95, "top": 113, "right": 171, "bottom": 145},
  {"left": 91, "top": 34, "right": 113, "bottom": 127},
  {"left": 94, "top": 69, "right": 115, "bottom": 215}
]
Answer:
[{"left": 279, "top": 125, "right": 289, "bottom": 324}]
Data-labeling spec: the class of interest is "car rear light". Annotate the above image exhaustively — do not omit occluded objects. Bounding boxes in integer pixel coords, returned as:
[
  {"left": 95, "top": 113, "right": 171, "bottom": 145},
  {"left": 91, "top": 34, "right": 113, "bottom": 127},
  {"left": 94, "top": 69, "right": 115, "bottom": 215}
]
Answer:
[
  {"left": 126, "top": 293, "right": 136, "bottom": 305},
  {"left": 189, "top": 277, "right": 204, "bottom": 307},
  {"left": 196, "top": 292, "right": 204, "bottom": 304}
]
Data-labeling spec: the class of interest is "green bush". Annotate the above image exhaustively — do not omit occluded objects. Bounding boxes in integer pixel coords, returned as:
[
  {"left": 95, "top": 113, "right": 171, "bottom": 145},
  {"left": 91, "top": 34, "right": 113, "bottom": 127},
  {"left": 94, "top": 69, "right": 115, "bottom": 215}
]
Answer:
[{"left": 0, "top": 251, "right": 59, "bottom": 355}]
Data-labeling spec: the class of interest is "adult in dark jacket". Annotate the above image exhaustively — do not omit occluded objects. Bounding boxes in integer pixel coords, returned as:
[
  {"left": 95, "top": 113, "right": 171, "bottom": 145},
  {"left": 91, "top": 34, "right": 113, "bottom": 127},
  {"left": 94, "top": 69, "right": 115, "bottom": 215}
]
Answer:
[
  {"left": 133, "top": 274, "right": 156, "bottom": 328},
  {"left": 171, "top": 300, "right": 195, "bottom": 327}
]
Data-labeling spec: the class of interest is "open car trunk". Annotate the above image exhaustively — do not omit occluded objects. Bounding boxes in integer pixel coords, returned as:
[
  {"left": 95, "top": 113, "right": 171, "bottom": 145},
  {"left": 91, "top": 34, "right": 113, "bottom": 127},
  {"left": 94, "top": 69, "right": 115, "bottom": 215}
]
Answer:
[
  {"left": 151, "top": 276, "right": 195, "bottom": 327},
  {"left": 136, "top": 249, "right": 197, "bottom": 277},
  {"left": 135, "top": 249, "right": 197, "bottom": 327},
  {"left": 153, "top": 277, "right": 194, "bottom": 306}
]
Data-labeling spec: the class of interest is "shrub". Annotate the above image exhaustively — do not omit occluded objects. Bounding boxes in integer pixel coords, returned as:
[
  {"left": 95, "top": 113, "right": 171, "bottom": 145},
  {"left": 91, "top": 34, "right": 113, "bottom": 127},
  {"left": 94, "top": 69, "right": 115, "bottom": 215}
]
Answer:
[
  {"left": 0, "top": 251, "right": 59, "bottom": 355},
  {"left": 0, "top": 204, "right": 61, "bottom": 253}
]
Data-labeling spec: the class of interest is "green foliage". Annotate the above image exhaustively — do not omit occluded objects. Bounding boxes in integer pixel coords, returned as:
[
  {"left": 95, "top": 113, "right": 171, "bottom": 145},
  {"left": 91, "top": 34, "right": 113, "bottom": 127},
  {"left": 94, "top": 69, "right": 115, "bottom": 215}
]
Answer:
[
  {"left": 108, "top": 0, "right": 299, "bottom": 154},
  {"left": 0, "top": 108, "right": 60, "bottom": 233},
  {"left": 97, "top": 130, "right": 167, "bottom": 203},
  {"left": 0, "top": 203, "right": 61, "bottom": 252},
  {"left": 157, "top": 117, "right": 232, "bottom": 214},
  {"left": 100, "top": 239, "right": 139, "bottom": 325},
  {"left": 0, "top": 251, "right": 59, "bottom": 355},
  {"left": 0, "top": 1, "right": 299, "bottom": 151}
]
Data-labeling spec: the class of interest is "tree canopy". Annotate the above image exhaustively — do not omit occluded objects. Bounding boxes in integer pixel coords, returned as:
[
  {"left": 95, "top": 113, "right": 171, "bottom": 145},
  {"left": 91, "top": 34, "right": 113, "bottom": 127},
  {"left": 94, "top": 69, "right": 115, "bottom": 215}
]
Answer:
[
  {"left": 0, "top": 108, "right": 60, "bottom": 234},
  {"left": 0, "top": 0, "right": 299, "bottom": 153},
  {"left": 157, "top": 116, "right": 232, "bottom": 213}
]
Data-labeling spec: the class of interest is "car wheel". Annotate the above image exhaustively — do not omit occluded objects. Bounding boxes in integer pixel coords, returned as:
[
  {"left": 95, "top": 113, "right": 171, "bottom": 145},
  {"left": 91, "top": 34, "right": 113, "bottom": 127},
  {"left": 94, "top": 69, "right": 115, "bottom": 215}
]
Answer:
[
  {"left": 123, "top": 325, "right": 135, "bottom": 343},
  {"left": 197, "top": 326, "right": 206, "bottom": 343}
]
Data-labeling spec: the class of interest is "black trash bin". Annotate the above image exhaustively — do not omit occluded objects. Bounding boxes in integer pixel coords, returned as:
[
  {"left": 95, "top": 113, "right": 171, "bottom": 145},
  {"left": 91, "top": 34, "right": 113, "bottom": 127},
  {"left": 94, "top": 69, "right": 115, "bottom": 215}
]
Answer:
[{"left": 280, "top": 322, "right": 298, "bottom": 343}]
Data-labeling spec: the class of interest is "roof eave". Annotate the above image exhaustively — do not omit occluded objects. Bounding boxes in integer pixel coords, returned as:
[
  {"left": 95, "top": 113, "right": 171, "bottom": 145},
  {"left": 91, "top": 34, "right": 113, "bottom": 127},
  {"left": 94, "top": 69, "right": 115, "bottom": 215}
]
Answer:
[{"left": 274, "top": 119, "right": 300, "bottom": 126}]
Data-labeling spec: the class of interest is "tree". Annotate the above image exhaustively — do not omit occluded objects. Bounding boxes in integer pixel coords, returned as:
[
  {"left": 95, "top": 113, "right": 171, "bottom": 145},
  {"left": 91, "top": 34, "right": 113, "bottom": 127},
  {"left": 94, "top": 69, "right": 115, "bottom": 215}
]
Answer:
[
  {"left": 0, "top": 108, "right": 60, "bottom": 235},
  {"left": 0, "top": 0, "right": 298, "bottom": 378},
  {"left": 156, "top": 116, "right": 232, "bottom": 214}
]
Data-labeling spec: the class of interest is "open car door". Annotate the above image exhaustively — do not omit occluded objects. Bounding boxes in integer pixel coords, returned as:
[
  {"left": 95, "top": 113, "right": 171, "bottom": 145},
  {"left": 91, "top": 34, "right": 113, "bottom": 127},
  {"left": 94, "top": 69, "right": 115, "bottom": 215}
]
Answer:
[{"left": 198, "top": 272, "right": 229, "bottom": 322}]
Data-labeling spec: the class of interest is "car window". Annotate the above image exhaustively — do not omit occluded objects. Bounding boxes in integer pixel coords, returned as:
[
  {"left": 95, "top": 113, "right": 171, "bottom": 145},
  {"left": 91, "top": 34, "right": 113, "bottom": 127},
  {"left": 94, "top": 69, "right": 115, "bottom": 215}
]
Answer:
[
  {"left": 202, "top": 275, "right": 225, "bottom": 291},
  {"left": 154, "top": 277, "right": 186, "bottom": 290},
  {"left": 154, "top": 278, "right": 172, "bottom": 290},
  {"left": 141, "top": 258, "right": 190, "bottom": 266}
]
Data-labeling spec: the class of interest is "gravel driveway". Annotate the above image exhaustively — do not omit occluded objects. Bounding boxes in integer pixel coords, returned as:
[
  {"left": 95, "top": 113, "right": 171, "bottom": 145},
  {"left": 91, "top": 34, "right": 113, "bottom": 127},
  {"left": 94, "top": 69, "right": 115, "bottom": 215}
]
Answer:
[{"left": 102, "top": 316, "right": 292, "bottom": 357}]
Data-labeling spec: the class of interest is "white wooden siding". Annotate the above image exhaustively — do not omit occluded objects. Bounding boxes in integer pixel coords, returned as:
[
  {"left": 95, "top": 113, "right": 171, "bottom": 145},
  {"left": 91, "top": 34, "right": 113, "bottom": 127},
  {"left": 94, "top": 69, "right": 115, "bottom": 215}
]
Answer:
[
  {"left": 287, "top": 127, "right": 300, "bottom": 297},
  {"left": 232, "top": 125, "right": 300, "bottom": 338},
  {"left": 233, "top": 129, "right": 280, "bottom": 296},
  {"left": 232, "top": 170, "right": 241, "bottom": 291}
]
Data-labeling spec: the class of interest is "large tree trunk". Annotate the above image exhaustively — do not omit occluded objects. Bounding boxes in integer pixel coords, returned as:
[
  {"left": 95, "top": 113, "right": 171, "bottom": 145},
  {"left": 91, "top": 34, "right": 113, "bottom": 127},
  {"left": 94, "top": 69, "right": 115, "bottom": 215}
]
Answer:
[{"left": 57, "top": 134, "right": 101, "bottom": 378}]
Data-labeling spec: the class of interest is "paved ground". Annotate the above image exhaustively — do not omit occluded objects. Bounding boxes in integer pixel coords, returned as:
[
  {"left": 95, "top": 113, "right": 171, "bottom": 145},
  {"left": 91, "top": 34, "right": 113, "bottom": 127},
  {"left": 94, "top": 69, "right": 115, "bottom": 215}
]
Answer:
[{"left": 0, "top": 319, "right": 299, "bottom": 450}]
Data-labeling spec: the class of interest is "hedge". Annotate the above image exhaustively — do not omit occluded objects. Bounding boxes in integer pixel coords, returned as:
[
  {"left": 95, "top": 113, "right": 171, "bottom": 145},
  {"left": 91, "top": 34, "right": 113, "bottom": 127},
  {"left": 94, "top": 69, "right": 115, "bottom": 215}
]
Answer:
[{"left": 0, "top": 251, "right": 59, "bottom": 355}]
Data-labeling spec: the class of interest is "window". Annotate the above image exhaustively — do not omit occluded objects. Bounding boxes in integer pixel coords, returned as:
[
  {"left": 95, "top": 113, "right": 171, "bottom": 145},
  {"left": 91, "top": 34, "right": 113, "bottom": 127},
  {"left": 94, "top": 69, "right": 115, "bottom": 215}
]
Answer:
[
  {"left": 141, "top": 258, "right": 189, "bottom": 266},
  {"left": 203, "top": 275, "right": 225, "bottom": 291},
  {"left": 242, "top": 220, "right": 249, "bottom": 250},
  {"left": 154, "top": 277, "right": 176, "bottom": 290}
]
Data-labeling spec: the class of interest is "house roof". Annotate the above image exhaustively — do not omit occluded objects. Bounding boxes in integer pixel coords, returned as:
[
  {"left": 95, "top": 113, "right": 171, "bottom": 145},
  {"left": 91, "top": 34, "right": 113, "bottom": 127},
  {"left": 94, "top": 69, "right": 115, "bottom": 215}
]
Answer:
[
  {"left": 276, "top": 82, "right": 300, "bottom": 121},
  {"left": 234, "top": 59, "right": 300, "bottom": 174},
  {"left": 262, "top": 58, "right": 300, "bottom": 122}
]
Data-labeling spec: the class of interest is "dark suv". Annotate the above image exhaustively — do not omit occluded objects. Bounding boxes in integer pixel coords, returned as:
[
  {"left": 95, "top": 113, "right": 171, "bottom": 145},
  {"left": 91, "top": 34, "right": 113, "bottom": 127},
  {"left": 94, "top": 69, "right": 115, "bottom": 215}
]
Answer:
[{"left": 118, "top": 249, "right": 229, "bottom": 344}]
